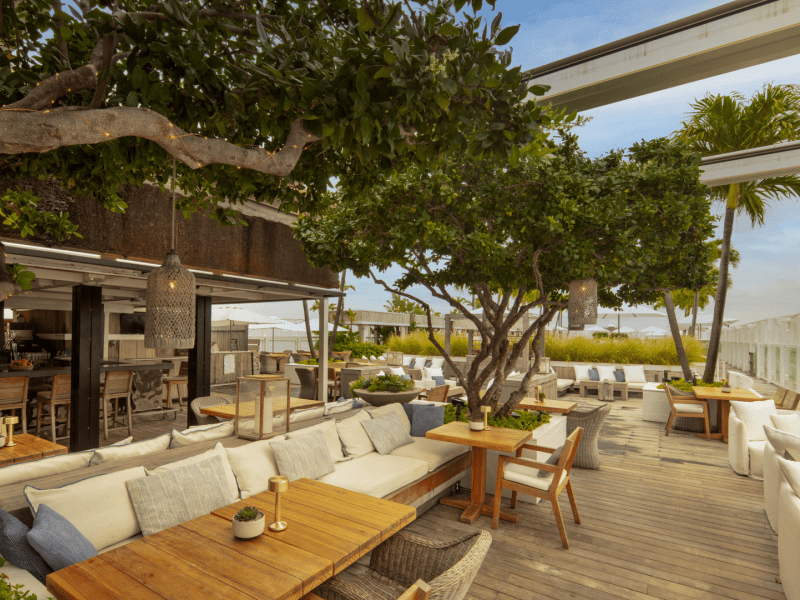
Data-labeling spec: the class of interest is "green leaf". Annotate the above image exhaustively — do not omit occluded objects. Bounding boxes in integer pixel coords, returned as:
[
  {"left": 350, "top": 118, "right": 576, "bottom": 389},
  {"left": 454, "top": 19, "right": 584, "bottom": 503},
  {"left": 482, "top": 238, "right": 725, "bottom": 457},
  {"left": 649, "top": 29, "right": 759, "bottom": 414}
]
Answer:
[
  {"left": 60, "top": 26, "right": 72, "bottom": 42},
  {"left": 509, "top": 145, "right": 519, "bottom": 166},
  {"left": 357, "top": 7, "right": 375, "bottom": 32},
  {"left": 440, "top": 78, "right": 457, "bottom": 95},
  {"left": 374, "top": 67, "right": 393, "bottom": 79},
  {"left": 384, "top": 50, "right": 396, "bottom": 64},
  {"left": 125, "top": 91, "right": 139, "bottom": 106},
  {"left": 439, "top": 23, "right": 460, "bottom": 37},
  {"left": 361, "top": 117, "right": 374, "bottom": 143},
  {"left": 356, "top": 71, "right": 369, "bottom": 99},
  {"left": 495, "top": 25, "right": 519, "bottom": 46}
]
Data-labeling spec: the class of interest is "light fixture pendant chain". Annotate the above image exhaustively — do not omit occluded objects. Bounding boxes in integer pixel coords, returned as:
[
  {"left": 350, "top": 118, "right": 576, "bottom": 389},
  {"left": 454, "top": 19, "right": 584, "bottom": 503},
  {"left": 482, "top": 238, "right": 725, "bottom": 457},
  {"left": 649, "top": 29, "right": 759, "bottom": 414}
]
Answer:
[{"left": 171, "top": 159, "right": 177, "bottom": 252}]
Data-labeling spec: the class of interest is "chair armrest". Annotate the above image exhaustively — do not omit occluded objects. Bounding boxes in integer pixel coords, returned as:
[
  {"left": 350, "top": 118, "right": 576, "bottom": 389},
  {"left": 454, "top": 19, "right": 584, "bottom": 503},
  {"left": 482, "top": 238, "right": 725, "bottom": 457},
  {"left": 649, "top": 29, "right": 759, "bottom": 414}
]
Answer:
[
  {"left": 674, "top": 399, "right": 707, "bottom": 405},
  {"left": 777, "top": 409, "right": 796, "bottom": 416},
  {"left": 520, "top": 443, "right": 557, "bottom": 454},
  {"left": 728, "top": 411, "right": 750, "bottom": 476},
  {"left": 398, "top": 580, "right": 431, "bottom": 600},
  {"left": 499, "top": 454, "right": 556, "bottom": 473}
]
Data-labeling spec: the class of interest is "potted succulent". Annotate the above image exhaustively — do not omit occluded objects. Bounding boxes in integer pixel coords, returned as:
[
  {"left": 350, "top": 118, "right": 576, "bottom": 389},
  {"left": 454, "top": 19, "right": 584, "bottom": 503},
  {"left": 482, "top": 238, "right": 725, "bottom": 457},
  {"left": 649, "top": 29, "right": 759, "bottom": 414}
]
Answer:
[
  {"left": 720, "top": 379, "right": 731, "bottom": 393},
  {"left": 350, "top": 374, "right": 422, "bottom": 406},
  {"left": 232, "top": 506, "right": 265, "bottom": 540}
]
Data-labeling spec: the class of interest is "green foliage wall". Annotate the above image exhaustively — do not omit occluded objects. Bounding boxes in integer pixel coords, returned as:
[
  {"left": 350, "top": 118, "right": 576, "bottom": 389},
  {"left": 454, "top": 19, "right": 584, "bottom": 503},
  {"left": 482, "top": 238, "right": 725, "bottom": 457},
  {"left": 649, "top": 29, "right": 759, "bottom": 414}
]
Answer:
[
  {"left": 386, "top": 331, "right": 469, "bottom": 356},
  {"left": 545, "top": 335, "right": 704, "bottom": 365}
]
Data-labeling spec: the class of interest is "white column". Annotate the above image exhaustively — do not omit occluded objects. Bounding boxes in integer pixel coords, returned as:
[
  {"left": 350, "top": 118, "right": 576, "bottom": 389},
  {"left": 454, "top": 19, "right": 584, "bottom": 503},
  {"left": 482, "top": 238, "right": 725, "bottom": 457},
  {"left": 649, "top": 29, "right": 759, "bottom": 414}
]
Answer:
[{"left": 318, "top": 299, "right": 329, "bottom": 406}]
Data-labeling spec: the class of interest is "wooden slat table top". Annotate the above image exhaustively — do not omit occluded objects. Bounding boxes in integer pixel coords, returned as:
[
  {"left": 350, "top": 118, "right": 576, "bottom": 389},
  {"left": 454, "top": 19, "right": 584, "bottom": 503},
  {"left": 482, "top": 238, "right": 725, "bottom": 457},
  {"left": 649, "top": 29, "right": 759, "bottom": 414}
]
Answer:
[
  {"left": 200, "top": 397, "right": 323, "bottom": 418},
  {"left": 517, "top": 398, "right": 578, "bottom": 414},
  {"left": 47, "top": 479, "right": 415, "bottom": 600},
  {"left": 0, "top": 433, "right": 67, "bottom": 467},
  {"left": 692, "top": 387, "right": 763, "bottom": 401},
  {"left": 425, "top": 421, "right": 532, "bottom": 452}
]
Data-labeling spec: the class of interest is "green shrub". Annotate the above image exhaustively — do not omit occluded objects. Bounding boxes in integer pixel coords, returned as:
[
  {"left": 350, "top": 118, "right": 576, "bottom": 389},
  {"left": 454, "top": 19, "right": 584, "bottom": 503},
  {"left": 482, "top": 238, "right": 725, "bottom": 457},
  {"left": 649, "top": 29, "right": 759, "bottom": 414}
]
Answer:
[
  {"left": 443, "top": 404, "right": 551, "bottom": 431},
  {"left": 332, "top": 341, "right": 385, "bottom": 359},
  {"left": 658, "top": 379, "right": 721, "bottom": 393},
  {"left": 0, "top": 559, "right": 51, "bottom": 599},
  {"left": 544, "top": 334, "right": 704, "bottom": 365},
  {"left": 350, "top": 374, "right": 414, "bottom": 394},
  {"left": 298, "top": 358, "right": 343, "bottom": 365},
  {"left": 386, "top": 330, "right": 469, "bottom": 356}
]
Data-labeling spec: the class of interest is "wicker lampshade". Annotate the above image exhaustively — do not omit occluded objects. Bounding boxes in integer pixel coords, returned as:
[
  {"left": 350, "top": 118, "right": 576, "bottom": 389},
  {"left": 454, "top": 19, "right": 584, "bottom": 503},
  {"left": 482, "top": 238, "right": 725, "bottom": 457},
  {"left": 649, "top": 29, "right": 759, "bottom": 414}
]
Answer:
[
  {"left": 0, "top": 243, "right": 20, "bottom": 302},
  {"left": 144, "top": 251, "right": 196, "bottom": 349},
  {"left": 568, "top": 278, "right": 597, "bottom": 327}
]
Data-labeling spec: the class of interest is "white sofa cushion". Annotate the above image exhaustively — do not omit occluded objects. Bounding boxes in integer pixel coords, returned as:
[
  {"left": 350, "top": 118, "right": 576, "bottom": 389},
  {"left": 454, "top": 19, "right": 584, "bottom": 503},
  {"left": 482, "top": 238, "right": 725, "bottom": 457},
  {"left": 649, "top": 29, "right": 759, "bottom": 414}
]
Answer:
[
  {"left": 763, "top": 440, "right": 783, "bottom": 533},
  {"left": 556, "top": 379, "right": 575, "bottom": 392},
  {"left": 771, "top": 413, "right": 800, "bottom": 437},
  {"left": 366, "top": 403, "right": 411, "bottom": 434},
  {"left": 336, "top": 411, "right": 375, "bottom": 458},
  {"left": 778, "top": 479, "right": 800, "bottom": 600},
  {"left": 730, "top": 400, "right": 777, "bottom": 442},
  {"left": 573, "top": 365, "right": 592, "bottom": 381},
  {"left": 271, "top": 432, "right": 335, "bottom": 481},
  {"left": 360, "top": 413, "right": 413, "bottom": 455},
  {"left": 728, "top": 412, "right": 749, "bottom": 476},
  {"left": 24, "top": 466, "right": 146, "bottom": 552},
  {"left": 224, "top": 436, "right": 285, "bottom": 499},
  {"left": 286, "top": 420, "right": 347, "bottom": 462},
  {"left": 622, "top": 365, "right": 647, "bottom": 384},
  {"left": 389, "top": 438, "right": 469, "bottom": 472},
  {"left": 325, "top": 399, "right": 357, "bottom": 416},
  {"left": 764, "top": 425, "right": 800, "bottom": 457},
  {"left": 0, "top": 451, "right": 93, "bottom": 487},
  {"left": 170, "top": 420, "right": 234, "bottom": 448},
  {"left": 388, "top": 367, "right": 406, "bottom": 377},
  {"left": 596, "top": 366, "right": 617, "bottom": 381},
  {"left": 289, "top": 406, "right": 325, "bottom": 423},
  {"left": 148, "top": 442, "right": 239, "bottom": 503},
  {"left": 90, "top": 433, "right": 171, "bottom": 466},
  {"left": 317, "top": 453, "right": 427, "bottom": 498},
  {"left": 779, "top": 456, "right": 800, "bottom": 497},
  {"left": 424, "top": 367, "right": 444, "bottom": 380},
  {"left": 503, "top": 462, "right": 567, "bottom": 492},
  {"left": 674, "top": 402, "right": 704, "bottom": 414},
  {"left": 429, "top": 357, "right": 445, "bottom": 370},
  {"left": 402, "top": 355, "right": 414, "bottom": 367},
  {"left": 748, "top": 441, "right": 767, "bottom": 480}
]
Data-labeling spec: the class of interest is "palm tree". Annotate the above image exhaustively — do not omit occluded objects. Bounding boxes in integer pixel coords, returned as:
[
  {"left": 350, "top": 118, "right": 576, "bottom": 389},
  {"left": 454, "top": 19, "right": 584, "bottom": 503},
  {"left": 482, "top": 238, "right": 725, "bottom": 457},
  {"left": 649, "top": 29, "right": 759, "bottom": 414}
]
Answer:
[{"left": 675, "top": 83, "right": 800, "bottom": 383}]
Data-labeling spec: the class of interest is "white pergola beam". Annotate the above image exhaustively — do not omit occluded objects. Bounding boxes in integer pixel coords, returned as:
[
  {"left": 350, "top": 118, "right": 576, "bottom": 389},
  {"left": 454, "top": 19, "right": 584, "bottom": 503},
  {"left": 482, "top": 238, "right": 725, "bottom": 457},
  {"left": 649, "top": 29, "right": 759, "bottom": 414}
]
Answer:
[
  {"left": 527, "top": 0, "right": 800, "bottom": 113},
  {"left": 700, "top": 142, "right": 800, "bottom": 186}
]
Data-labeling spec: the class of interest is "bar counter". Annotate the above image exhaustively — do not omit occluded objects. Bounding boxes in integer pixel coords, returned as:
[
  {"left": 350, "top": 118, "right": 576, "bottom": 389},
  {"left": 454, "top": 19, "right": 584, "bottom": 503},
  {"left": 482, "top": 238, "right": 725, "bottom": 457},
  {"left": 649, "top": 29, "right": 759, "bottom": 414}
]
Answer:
[{"left": 0, "top": 362, "right": 174, "bottom": 378}]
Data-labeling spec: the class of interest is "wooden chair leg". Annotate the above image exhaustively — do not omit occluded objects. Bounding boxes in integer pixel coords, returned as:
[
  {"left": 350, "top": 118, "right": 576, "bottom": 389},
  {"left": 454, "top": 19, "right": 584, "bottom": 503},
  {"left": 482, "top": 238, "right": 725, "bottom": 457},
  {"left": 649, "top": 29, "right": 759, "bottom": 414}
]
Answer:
[
  {"left": 551, "top": 495, "right": 570, "bottom": 549},
  {"left": 126, "top": 394, "right": 133, "bottom": 435},
  {"left": 566, "top": 481, "right": 580, "bottom": 524},
  {"left": 102, "top": 397, "right": 109, "bottom": 440},
  {"left": 492, "top": 469, "right": 504, "bottom": 530},
  {"left": 36, "top": 402, "right": 42, "bottom": 435},
  {"left": 510, "top": 490, "right": 518, "bottom": 510},
  {"left": 664, "top": 412, "right": 675, "bottom": 436},
  {"left": 21, "top": 405, "right": 26, "bottom": 435},
  {"left": 703, "top": 412, "right": 711, "bottom": 441},
  {"left": 50, "top": 403, "right": 56, "bottom": 443}
]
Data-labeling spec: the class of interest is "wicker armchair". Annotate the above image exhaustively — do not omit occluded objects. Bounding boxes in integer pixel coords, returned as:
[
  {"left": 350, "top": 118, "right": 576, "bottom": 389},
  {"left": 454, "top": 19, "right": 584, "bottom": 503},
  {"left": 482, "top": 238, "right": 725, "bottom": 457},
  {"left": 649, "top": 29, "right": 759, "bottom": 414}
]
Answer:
[
  {"left": 311, "top": 530, "right": 491, "bottom": 600},
  {"left": 190, "top": 396, "right": 232, "bottom": 425},
  {"left": 566, "top": 403, "right": 611, "bottom": 469},
  {"left": 296, "top": 367, "right": 317, "bottom": 400}
]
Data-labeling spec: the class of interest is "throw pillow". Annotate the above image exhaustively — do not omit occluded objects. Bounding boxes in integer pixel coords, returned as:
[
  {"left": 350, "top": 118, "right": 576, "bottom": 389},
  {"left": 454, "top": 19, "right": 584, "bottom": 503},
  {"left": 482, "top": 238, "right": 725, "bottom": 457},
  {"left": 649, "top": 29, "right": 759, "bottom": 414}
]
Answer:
[
  {"left": 286, "top": 420, "right": 347, "bottom": 462},
  {"left": 335, "top": 411, "right": 375, "bottom": 458},
  {"left": 537, "top": 446, "right": 564, "bottom": 478},
  {"left": 127, "top": 455, "right": 232, "bottom": 536},
  {"left": 596, "top": 366, "right": 617, "bottom": 381},
  {"left": 24, "top": 466, "right": 146, "bottom": 552},
  {"left": 324, "top": 398, "right": 357, "bottom": 416},
  {"left": 225, "top": 436, "right": 285, "bottom": 499},
  {"left": 764, "top": 426, "right": 800, "bottom": 459},
  {"left": 271, "top": 431, "right": 336, "bottom": 481},
  {"left": 26, "top": 505, "right": 97, "bottom": 572},
  {"left": 170, "top": 420, "right": 234, "bottom": 448},
  {"left": 410, "top": 404, "right": 445, "bottom": 437},
  {"left": 622, "top": 365, "right": 648, "bottom": 384},
  {"left": 360, "top": 413, "right": 414, "bottom": 455},
  {"left": 147, "top": 442, "right": 240, "bottom": 503},
  {"left": 432, "top": 375, "right": 447, "bottom": 387},
  {"left": 368, "top": 403, "right": 412, "bottom": 434},
  {"left": 778, "top": 456, "right": 800, "bottom": 498},
  {"left": 109, "top": 436, "right": 133, "bottom": 446},
  {"left": 0, "top": 509, "right": 51, "bottom": 585},
  {"left": 588, "top": 368, "right": 599, "bottom": 381},
  {"left": 730, "top": 399, "right": 777, "bottom": 442},
  {"left": 424, "top": 367, "right": 444, "bottom": 379},
  {"left": 402, "top": 355, "right": 413, "bottom": 367},
  {"left": 614, "top": 370, "right": 625, "bottom": 382},
  {"left": 424, "top": 359, "right": 433, "bottom": 368},
  {"left": 429, "top": 357, "right": 445, "bottom": 370},
  {"left": 90, "top": 432, "right": 171, "bottom": 466},
  {"left": 0, "top": 451, "right": 93, "bottom": 488},
  {"left": 771, "top": 414, "right": 800, "bottom": 437},
  {"left": 401, "top": 374, "right": 412, "bottom": 381},
  {"left": 573, "top": 365, "right": 592, "bottom": 381},
  {"left": 408, "top": 359, "right": 416, "bottom": 369},
  {"left": 389, "top": 367, "right": 406, "bottom": 377}
]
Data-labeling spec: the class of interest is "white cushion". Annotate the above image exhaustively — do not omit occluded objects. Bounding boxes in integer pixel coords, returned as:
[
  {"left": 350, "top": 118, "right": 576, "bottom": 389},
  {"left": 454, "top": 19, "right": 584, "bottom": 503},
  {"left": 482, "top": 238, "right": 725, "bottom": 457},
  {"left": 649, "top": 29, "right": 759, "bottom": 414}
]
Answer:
[
  {"left": 98, "top": 533, "right": 143, "bottom": 554},
  {"left": 779, "top": 456, "right": 800, "bottom": 498},
  {"left": 286, "top": 420, "right": 347, "bottom": 462},
  {"left": 402, "top": 355, "right": 414, "bottom": 367},
  {"left": 0, "top": 451, "right": 93, "bottom": 487},
  {"left": 147, "top": 442, "right": 239, "bottom": 503},
  {"left": 573, "top": 365, "right": 592, "bottom": 381},
  {"left": 90, "top": 433, "right": 171, "bottom": 466},
  {"left": 366, "top": 403, "right": 411, "bottom": 434},
  {"left": 557, "top": 379, "right": 575, "bottom": 392},
  {"left": 596, "top": 366, "right": 617, "bottom": 381},
  {"left": 429, "top": 357, "right": 445, "bottom": 370},
  {"left": 748, "top": 441, "right": 767, "bottom": 480},
  {"left": 730, "top": 400, "right": 777, "bottom": 442},
  {"left": 336, "top": 411, "right": 375, "bottom": 458},
  {"left": 110, "top": 436, "right": 133, "bottom": 446},
  {"left": 289, "top": 406, "right": 325, "bottom": 423},
  {"left": 389, "top": 438, "right": 469, "bottom": 472},
  {"left": 764, "top": 425, "right": 800, "bottom": 461},
  {"left": 763, "top": 441, "right": 782, "bottom": 533},
  {"left": 187, "top": 422, "right": 226, "bottom": 432},
  {"left": 325, "top": 400, "right": 356, "bottom": 416},
  {"left": 424, "top": 367, "right": 444, "bottom": 379},
  {"left": 622, "top": 365, "right": 647, "bottom": 384},
  {"left": 389, "top": 367, "right": 406, "bottom": 377},
  {"left": 224, "top": 436, "right": 285, "bottom": 499},
  {"left": 771, "top": 414, "right": 800, "bottom": 437},
  {"left": 778, "top": 479, "right": 800, "bottom": 600},
  {"left": 24, "top": 466, "right": 146, "bottom": 551},
  {"left": 317, "top": 452, "right": 428, "bottom": 498},
  {"left": 503, "top": 462, "right": 567, "bottom": 492},
  {"left": 370, "top": 355, "right": 377, "bottom": 361},
  {"left": 170, "top": 420, "right": 234, "bottom": 448},
  {"left": 674, "top": 402, "right": 704, "bottom": 414}
]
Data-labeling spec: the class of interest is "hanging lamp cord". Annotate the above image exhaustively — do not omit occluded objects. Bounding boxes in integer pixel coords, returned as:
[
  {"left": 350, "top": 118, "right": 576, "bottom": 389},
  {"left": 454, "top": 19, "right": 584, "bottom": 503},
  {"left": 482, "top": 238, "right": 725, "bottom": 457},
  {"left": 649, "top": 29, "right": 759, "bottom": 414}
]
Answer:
[{"left": 171, "top": 159, "right": 176, "bottom": 252}]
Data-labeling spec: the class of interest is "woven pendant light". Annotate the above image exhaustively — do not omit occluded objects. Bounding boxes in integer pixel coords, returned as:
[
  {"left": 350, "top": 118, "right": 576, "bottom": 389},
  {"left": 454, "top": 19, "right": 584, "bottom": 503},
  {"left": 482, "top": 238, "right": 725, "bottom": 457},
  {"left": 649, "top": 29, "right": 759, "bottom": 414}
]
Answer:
[
  {"left": 144, "top": 161, "right": 196, "bottom": 349},
  {"left": 568, "top": 278, "right": 597, "bottom": 328},
  {"left": 0, "top": 243, "right": 20, "bottom": 301}
]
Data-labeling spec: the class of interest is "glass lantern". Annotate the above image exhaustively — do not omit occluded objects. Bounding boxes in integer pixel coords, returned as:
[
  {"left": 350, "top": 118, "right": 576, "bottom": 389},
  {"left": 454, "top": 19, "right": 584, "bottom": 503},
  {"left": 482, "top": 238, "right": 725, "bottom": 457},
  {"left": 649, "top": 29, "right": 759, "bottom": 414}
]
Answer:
[
  {"left": 235, "top": 376, "right": 277, "bottom": 440},
  {"left": 386, "top": 351, "right": 404, "bottom": 367}
]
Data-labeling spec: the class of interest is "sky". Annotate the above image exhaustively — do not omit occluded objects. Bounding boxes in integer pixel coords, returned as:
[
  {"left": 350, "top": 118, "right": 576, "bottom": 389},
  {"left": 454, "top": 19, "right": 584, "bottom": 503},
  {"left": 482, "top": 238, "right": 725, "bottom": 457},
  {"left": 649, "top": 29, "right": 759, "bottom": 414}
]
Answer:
[{"left": 249, "top": 0, "right": 800, "bottom": 328}]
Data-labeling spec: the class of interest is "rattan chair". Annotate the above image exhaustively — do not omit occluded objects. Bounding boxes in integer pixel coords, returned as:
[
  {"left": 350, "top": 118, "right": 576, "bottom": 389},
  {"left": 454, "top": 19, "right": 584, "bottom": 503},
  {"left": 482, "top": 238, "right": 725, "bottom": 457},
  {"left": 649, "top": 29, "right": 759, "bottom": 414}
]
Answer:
[
  {"left": 190, "top": 396, "right": 232, "bottom": 425},
  {"left": 493, "top": 428, "right": 583, "bottom": 549},
  {"left": 0, "top": 377, "right": 28, "bottom": 434},
  {"left": 36, "top": 373, "right": 71, "bottom": 442},
  {"left": 100, "top": 370, "right": 134, "bottom": 440},
  {"left": 775, "top": 386, "right": 800, "bottom": 410},
  {"left": 305, "top": 580, "right": 430, "bottom": 600},
  {"left": 664, "top": 384, "right": 711, "bottom": 440},
  {"left": 426, "top": 385, "right": 450, "bottom": 404},
  {"left": 310, "top": 530, "right": 491, "bottom": 600},
  {"left": 566, "top": 403, "right": 611, "bottom": 469},
  {"left": 296, "top": 367, "right": 317, "bottom": 400},
  {"left": 163, "top": 361, "right": 188, "bottom": 409}
]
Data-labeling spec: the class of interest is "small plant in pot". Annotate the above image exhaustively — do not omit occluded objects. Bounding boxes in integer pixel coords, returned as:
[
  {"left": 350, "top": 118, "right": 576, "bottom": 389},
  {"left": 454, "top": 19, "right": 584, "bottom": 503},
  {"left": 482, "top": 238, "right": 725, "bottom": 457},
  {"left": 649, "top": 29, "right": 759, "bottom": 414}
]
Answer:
[
  {"left": 720, "top": 379, "right": 731, "bottom": 393},
  {"left": 349, "top": 374, "right": 422, "bottom": 406},
  {"left": 232, "top": 506, "right": 265, "bottom": 540}
]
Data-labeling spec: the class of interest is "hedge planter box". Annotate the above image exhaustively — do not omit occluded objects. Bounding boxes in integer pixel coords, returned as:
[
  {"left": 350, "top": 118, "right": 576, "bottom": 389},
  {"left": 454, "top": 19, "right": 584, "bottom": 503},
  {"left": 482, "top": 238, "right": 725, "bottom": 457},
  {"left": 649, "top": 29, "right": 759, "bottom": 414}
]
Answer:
[
  {"left": 459, "top": 415, "right": 567, "bottom": 505},
  {"left": 353, "top": 388, "right": 423, "bottom": 406},
  {"left": 642, "top": 384, "right": 718, "bottom": 427}
]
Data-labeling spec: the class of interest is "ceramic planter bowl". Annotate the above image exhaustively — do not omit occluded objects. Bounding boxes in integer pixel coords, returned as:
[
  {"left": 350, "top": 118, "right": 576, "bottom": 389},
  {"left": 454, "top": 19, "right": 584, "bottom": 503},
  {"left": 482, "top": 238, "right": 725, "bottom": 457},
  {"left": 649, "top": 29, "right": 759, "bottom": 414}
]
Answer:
[
  {"left": 232, "top": 511, "right": 265, "bottom": 540},
  {"left": 352, "top": 387, "right": 423, "bottom": 406}
]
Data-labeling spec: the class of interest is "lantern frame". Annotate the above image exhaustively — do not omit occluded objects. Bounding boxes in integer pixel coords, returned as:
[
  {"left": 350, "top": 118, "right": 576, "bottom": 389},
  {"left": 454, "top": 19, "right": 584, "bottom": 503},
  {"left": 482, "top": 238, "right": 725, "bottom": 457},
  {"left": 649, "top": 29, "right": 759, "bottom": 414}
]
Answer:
[
  {"left": 568, "top": 278, "right": 598, "bottom": 327},
  {"left": 144, "top": 251, "right": 196, "bottom": 349},
  {"left": 235, "top": 375, "right": 289, "bottom": 440}
]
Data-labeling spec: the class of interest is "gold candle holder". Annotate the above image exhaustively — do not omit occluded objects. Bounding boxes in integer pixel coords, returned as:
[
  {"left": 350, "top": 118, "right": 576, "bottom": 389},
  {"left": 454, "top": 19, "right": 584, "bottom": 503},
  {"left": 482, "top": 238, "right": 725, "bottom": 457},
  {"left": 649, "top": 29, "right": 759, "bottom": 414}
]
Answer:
[
  {"left": 4, "top": 416, "right": 18, "bottom": 447},
  {"left": 268, "top": 475, "right": 289, "bottom": 532},
  {"left": 481, "top": 405, "right": 491, "bottom": 431}
]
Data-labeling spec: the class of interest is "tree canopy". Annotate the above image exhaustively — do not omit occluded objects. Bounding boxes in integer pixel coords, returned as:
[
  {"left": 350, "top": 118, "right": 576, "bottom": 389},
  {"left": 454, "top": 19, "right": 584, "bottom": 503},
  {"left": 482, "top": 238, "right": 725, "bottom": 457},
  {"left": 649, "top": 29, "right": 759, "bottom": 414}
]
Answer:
[
  {"left": 295, "top": 132, "right": 716, "bottom": 417},
  {"left": 0, "top": 0, "right": 550, "bottom": 240}
]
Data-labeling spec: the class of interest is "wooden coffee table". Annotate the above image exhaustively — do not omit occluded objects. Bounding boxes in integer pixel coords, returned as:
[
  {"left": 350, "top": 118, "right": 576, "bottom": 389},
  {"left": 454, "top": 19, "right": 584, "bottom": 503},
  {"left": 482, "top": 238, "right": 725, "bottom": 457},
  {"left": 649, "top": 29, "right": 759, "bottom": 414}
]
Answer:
[
  {"left": 517, "top": 398, "right": 578, "bottom": 414},
  {"left": 0, "top": 434, "right": 67, "bottom": 468},
  {"left": 426, "top": 421, "right": 532, "bottom": 524},
  {"left": 693, "top": 387, "right": 763, "bottom": 443},
  {"left": 47, "top": 479, "right": 415, "bottom": 600}
]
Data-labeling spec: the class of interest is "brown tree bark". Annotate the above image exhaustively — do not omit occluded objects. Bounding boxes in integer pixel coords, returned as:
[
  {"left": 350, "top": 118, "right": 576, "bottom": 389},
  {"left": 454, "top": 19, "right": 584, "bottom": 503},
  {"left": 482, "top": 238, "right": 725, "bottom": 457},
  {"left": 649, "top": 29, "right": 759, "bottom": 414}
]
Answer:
[
  {"left": 664, "top": 291, "right": 693, "bottom": 381},
  {"left": 302, "top": 300, "right": 316, "bottom": 360}
]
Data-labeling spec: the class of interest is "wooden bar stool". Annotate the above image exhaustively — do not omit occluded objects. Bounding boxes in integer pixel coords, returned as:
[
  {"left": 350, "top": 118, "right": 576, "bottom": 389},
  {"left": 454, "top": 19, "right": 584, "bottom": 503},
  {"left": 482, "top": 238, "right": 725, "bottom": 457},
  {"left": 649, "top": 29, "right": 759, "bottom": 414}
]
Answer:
[
  {"left": 0, "top": 377, "right": 28, "bottom": 435},
  {"left": 101, "top": 370, "right": 134, "bottom": 440},
  {"left": 163, "top": 361, "right": 188, "bottom": 410},
  {"left": 36, "top": 373, "right": 71, "bottom": 443}
]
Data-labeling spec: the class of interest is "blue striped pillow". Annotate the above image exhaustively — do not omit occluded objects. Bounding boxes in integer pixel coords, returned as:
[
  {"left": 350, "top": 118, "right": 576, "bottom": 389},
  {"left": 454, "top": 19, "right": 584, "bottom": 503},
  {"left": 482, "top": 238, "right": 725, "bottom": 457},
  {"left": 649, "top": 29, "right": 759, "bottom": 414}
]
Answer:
[{"left": 26, "top": 504, "right": 96, "bottom": 572}]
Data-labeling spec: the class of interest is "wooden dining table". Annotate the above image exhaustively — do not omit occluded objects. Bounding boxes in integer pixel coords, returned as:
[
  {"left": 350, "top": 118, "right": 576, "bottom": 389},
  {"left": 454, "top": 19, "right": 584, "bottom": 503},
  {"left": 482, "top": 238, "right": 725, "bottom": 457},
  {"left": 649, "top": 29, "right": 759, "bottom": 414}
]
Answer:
[
  {"left": 517, "top": 398, "right": 578, "bottom": 414},
  {"left": 46, "top": 478, "right": 416, "bottom": 600},
  {"left": 200, "top": 397, "right": 324, "bottom": 433},
  {"left": 0, "top": 434, "right": 67, "bottom": 468},
  {"left": 693, "top": 386, "right": 763, "bottom": 443}
]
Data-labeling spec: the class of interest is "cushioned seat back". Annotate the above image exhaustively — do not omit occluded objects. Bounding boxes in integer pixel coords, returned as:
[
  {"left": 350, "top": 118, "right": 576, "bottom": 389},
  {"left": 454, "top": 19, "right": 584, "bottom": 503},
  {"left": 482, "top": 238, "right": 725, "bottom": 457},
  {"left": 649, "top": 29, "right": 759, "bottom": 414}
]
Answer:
[{"left": 103, "top": 370, "right": 133, "bottom": 397}]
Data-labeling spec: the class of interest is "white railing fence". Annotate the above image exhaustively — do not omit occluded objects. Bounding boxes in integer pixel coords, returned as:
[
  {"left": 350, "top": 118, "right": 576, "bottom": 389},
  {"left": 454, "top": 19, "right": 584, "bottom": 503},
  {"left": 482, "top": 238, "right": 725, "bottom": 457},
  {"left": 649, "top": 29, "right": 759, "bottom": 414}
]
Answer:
[{"left": 720, "top": 314, "right": 800, "bottom": 392}]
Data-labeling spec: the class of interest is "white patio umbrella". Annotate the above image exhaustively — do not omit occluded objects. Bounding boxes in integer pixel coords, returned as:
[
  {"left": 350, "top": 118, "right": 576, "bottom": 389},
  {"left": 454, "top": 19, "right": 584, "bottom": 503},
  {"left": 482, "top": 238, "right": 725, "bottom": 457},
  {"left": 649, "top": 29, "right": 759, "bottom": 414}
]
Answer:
[
  {"left": 596, "top": 304, "right": 667, "bottom": 332},
  {"left": 639, "top": 325, "right": 667, "bottom": 338},
  {"left": 676, "top": 314, "right": 737, "bottom": 338},
  {"left": 211, "top": 306, "right": 291, "bottom": 328}
]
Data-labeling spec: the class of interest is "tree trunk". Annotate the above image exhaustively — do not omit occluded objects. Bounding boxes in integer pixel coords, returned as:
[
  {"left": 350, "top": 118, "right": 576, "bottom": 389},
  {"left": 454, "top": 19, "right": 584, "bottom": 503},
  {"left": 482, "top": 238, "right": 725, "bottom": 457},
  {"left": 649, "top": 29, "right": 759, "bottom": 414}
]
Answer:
[
  {"left": 302, "top": 300, "right": 316, "bottom": 359},
  {"left": 664, "top": 292, "right": 693, "bottom": 381},
  {"left": 690, "top": 290, "right": 700, "bottom": 338},
  {"left": 704, "top": 184, "right": 738, "bottom": 382},
  {"left": 329, "top": 270, "right": 347, "bottom": 359}
]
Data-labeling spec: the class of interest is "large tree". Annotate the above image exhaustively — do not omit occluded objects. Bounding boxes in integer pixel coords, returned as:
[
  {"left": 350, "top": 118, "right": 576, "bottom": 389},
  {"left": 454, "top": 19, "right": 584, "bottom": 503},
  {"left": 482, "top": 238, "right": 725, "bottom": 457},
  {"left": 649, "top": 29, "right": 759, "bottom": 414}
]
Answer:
[
  {"left": 0, "top": 0, "right": 547, "bottom": 240},
  {"left": 295, "top": 132, "right": 716, "bottom": 419},
  {"left": 675, "top": 84, "right": 800, "bottom": 383}
]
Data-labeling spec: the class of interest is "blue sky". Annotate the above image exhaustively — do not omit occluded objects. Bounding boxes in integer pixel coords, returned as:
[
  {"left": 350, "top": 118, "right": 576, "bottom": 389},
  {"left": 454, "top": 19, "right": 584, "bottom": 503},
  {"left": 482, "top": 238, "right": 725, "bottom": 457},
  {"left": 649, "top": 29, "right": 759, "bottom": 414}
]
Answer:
[{"left": 262, "top": 0, "right": 800, "bottom": 326}]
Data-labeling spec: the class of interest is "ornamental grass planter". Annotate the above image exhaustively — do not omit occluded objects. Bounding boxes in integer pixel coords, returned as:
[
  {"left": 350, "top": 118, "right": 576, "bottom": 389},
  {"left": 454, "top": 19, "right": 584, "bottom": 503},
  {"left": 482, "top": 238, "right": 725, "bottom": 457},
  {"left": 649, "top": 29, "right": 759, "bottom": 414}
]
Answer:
[{"left": 352, "top": 388, "right": 423, "bottom": 406}]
